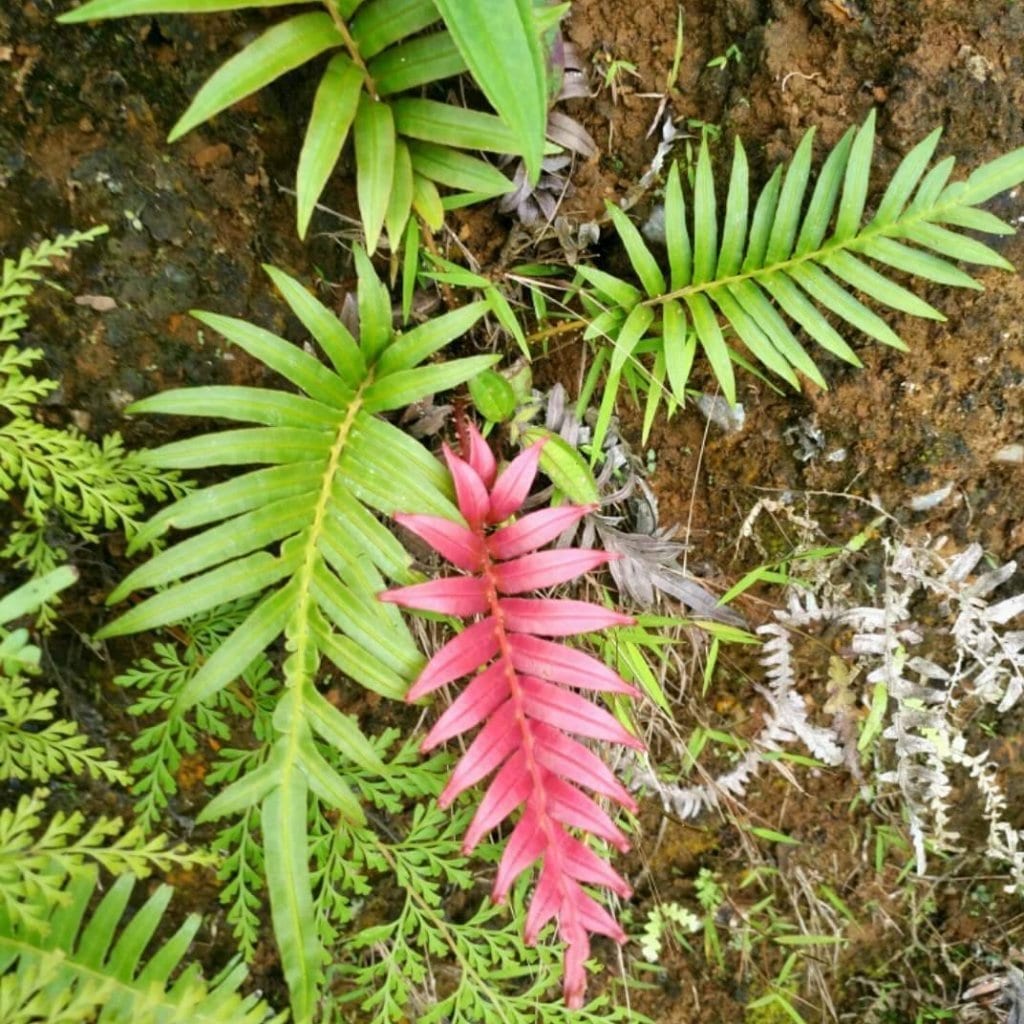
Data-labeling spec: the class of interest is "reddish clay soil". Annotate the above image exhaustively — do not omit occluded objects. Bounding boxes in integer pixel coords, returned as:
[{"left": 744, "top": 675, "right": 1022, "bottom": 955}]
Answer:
[{"left": 3, "top": 0, "right": 1023, "bottom": 1020}]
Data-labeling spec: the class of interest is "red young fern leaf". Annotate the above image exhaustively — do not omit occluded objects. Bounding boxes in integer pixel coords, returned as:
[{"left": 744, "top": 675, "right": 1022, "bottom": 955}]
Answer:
[{"left": 381, "top": 423, "right": 643, "bottom": 1008}]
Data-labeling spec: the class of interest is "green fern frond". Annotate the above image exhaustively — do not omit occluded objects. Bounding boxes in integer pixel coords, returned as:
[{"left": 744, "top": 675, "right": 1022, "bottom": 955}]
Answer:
[
  {"left": 0, "top": 866, "right": 278, "bottom": 1024},
  {"left": 0, "top": 679, "right": 131, "bottom": 785},
  {"left": 98, "top": 254, "right": 495, "bottom": 1022},
  {"left": 0, "top": 789, "right": 213, "bottom": 934},
  {"left": 0, "top": 227, "right": 107, "bottom": 343},
  {"left": 0, "top": 568, "right": 130, "bottom": 786},
  {"left": 584, "top": 111, "right": 1024, "bottom": 442},
  {"left": 58, "top": 1, "right": 552, "bottom": 246},
  {"left": 334, "top": 797, "right": 651, "bottom": 1024},
  {"left": 116, "top": 612, "right": 276, "bottom": 831},
  {"left": 1, "top": 231, "right": 186, "bottom": 618}
]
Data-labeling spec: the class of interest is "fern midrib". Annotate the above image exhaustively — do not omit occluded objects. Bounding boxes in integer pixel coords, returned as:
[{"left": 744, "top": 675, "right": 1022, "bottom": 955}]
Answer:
[
  {"left": 271, "top": 377, "right": 371, "bottom": 1022},
  {"left": 288, "top": 376, "right": 371, "bottom": 695},
  {"left": 644, "top": 195, "right": 970, "bottom": 308}
]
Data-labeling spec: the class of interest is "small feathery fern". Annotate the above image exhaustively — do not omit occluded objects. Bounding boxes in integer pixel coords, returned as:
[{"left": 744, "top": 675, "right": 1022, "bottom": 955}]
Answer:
[
  {"left": 1, "top": 565, "right": 129, "bottom": 789},
  {"left": 0, "top": 867, "right": 278, "bottom": 1024},
  {"left": 98, "top": 251, "right": 496, "bottom": 1022},
  {"left": 578, "top": 110, "right": 1024, "bottom": 448},
  {"left": 0, "top": 788, "right": 212, "bottom": 935},
  {"left": 59, "top": 0, "right": 558, "bottom": 247},
  {"left": 1, "top": 228, "right": 186, "bottom": 612},
  {"left": 114, "top": 601, "right": 277, "bottom": 833}
]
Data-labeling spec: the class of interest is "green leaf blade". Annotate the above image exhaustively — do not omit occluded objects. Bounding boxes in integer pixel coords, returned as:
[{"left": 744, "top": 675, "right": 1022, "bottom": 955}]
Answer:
[
  {"left": 692, "top": 139, "right": 719, "bottom": 284},
  {"left": 765, "top": 126, "right": 816, "bottom": 264},
  {"left": 391, "top": 97, "right": 522, "bottom": 154},
  {"left": 433, "top": 0, "right": 548, "bottom": 182},
  {"left": 354, "top": 95, "right": 396, "bottom": 255},
  {"left": 363, "top": 354, "right": 500, "bottom": 413},
  {"left": 296, "top": 54, "right": 363, "bottom": 240},
  {"left": 263, "top": 770, "right": 324, "bottom": 1024},
  {"left": 369, "top": 31, "right": 467, "bottom": 96},
  {"left": 716, "top": 137, "right": 749, "bottom": 276},
  {"left": 262, "top": 265, "right": 366, "bottom": 385},
  {"left": 665, "top": 162, "right": 692, "bottom": 290},
  {"left": 60, "top": 0, "right": 306, "bottom": 20},
  {"left": 168, "top": 13, "right": 342, "bottom": 142},
  {"left": 606, "top": 204, "right": 666, "bottom": 298},
  {"left": 408, "top": 141, "right": 513, "bottom": 198},
  {"left": 832, "top": 108, "right": 876, "bottom": 243},
  {"left": 685, "top": 292, "right": 735, "bottom": 402}
]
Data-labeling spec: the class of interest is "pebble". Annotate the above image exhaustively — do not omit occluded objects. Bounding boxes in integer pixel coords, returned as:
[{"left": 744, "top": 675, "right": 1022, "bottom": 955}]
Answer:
[{"left": 992, "top": 443, "right": 1024, "bottom": 464}]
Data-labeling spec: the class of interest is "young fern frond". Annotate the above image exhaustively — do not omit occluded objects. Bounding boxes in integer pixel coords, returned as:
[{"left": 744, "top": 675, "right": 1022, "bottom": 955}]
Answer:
[
  {"left": 98, "top": 252, "right": 495, "bottom": 1023},
  {"left": 382, "top": 424, "right": 642, "bottom": 1008},
  {"left": 58, "top": 0, "right": 553, "bottom": 246},
  {"left": 583, "top": 110, "right": 1024, "bottom": 445},
  {"left": 0, "top": 867, "right": 278, "bottom": 1024}
]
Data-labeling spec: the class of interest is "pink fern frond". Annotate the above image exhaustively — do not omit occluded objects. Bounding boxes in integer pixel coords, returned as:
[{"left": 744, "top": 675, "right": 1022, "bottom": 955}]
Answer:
[{"left": 381, "top": 430, "right": 644, "bottom": 1008}]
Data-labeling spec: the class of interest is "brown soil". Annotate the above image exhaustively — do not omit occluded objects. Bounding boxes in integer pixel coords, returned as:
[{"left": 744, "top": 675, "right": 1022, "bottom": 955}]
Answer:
[{"left": 3, "top": 0, "right": 1024, "bottom": 1021}]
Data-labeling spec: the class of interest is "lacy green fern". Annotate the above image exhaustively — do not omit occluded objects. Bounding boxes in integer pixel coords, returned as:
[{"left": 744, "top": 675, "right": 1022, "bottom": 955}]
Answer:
[
  {"left": 1, "top": 229, "right": 187, "bottom": 614},
  {"left": 0, "top": 568, "right": 131, "bottom": 787},
  {"left": 0, "top": 788, "right": 212, "bottom": 934},
  {"left": 97, "top": 251, "right": 496, "bottom": 1022},
  {"left": 0, "top": 866, "right": 278, "bottom": 1024},
  {"left": 580, "top": 110, "right": 1024, "bottom": 447},
  {"left": 59, "top": 0, "right": 556, "bottom": 247},
  {"left": 116, "top": 602, "right": 277, "bottom": 831}
]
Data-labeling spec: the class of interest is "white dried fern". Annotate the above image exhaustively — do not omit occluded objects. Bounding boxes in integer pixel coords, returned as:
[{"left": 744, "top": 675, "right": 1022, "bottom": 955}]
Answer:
[{"left": 635, "top": 536, "right": 1024, "bottom": 893}]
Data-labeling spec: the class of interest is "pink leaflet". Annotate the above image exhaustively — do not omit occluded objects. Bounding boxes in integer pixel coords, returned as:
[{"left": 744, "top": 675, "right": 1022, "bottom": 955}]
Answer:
[
  {"left": 393, "top": 513, "right": 483, "bottom": 572},
  {"left": 487, "top": 442, "right": 544, "bottom": 524},
  {"left": 519, "top": 675, "right": 644, "bottom": 749},
  {"left": 379, "top": 575, "right": 488, "bottom": 616},
  {"left": 494, "top": 548, "right": 611, "bottom": 595},
  {"left": 542, "top": 774, "right": 629, "bottom": 852},
  {"left": 571, "top": 888, "right": 626, "bottom": 942},
  {"left": 438, "top": 698, "right": 518, "bottom": 806},
  {"left": 523, "top": 864, "right": 562, "bottom": 944},
  {"left": 492, "top": 810, "right": 546, "bottom": 901},
  {"left": 532, "top": 721, "right": 637, "bottom": 811},
  {"left": 507, "top": 634, "right": 639, "bottom": 695},
  {"left": 499, "top": 597, "right": 634, "bottom": 637},
  {"left": 464, "top": 421, "right": 497, "bottom": 488},
  {"left": 559, "top": 833, "right": 632, "bottom": 897},
  {"left": 561, "top": 928, "right": 589, "bottom": 1010},
  {"left": 487, "top": 505, "right": 593, "bottom": 561},
  {"left": 422, "top": 660, "right": 511, "bottom": 749},
  {"left": 405, "top": 617, "right": 498, "bottom": 700},
  {"left": 443, "top": 444, "right": 490, "bottom": 528},
  {"left": 462, "top": 749, "right": 531, "bottom": 851}
]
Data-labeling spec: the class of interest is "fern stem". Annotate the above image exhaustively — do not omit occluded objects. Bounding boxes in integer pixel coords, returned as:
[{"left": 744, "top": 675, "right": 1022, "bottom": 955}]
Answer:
[
  {"left": 322, "top": 0, "right": 378, "bottom": 100},
  {"left": 368, "top": 838, "right": 518, "bottom": 1024},
  {"left": 644, "top": 196, "right": 976, "bottom": 309}
]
